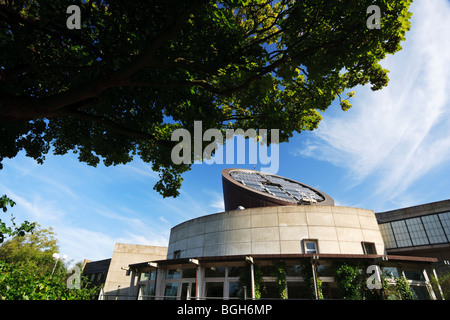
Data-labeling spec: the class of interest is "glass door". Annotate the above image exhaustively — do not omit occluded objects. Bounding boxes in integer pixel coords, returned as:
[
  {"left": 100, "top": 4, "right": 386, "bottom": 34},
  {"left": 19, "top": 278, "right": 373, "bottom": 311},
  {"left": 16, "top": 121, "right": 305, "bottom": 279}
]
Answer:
[{"left": 180, "top": 281, "right": 196, "bottom": 300}]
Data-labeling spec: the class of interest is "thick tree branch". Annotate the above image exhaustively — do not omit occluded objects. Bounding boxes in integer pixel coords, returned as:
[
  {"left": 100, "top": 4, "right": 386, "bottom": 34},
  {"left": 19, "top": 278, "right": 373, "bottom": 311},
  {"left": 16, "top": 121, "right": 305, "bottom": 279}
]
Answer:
[
  {"left": 149, "top": 57, "right": 223, "bottom": 75},
  {"left": 110, "top": 0, "right": 202, "bottom": 81},
  {"left": 56, "top": 108, "right": 171, "bottom": 148},
  {"left": 0, "top": 4, "right": 41, "bottom": 25},
  {"left": 0, "top": 0, "right": 202, "bottom": 121},
  {"left": 127, "top": 79, "right": 223, "bottom": 95},
  {"left": 0, "top": 4, "right": 105, "bottom": 59}
]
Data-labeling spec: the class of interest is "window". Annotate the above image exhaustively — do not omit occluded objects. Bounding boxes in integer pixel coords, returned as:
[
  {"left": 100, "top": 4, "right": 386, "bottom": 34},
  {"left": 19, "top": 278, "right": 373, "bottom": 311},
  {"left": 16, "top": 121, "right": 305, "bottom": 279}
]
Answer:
[
  {"left": 403, "top": 269, "right": 424, "bottom": 281},
  {"left": 391, "top": 220, "right": 412, "bottom": 247},
  {"left": 204, "top": 282, "right": 224, "bottom": 298},
  {"left": 303, "top": 240, "right": 318, "bottom": 254},
  {"left": 439, "top": 212, "right": 450, "bottom": 238},
  {"left": 259, "top": 282, "right": 279, "bottom": 299},
  {"left": 164, "top": 283, "right": 179, "bottom": 300},
  {"left": 227, "top": 266, "right": 245, "bottom": 278},
  {"left": 228, "top": 282, "right": 244, "bottom": 299},
  {"left": 205, "top": 266, "right": 226, "bottom": 278},
  {"left": 317, "top": 263, "right": 334, "bottom": 277},
  {"left": 166, "top": 268, "right": 181, "bottom": 279},
  {"left": 362, "top": 242, "right": 377, "bottom": 254},
  {"left": 380, "top": 214, "right": 450, "bottom": 250},
  {"left": 406, "top": 218, "right": 429, "bottom": 246},
  {"left": 182, "top": 268, "right": 197, "bottom": 279},
  {"left": 139, "top": 272, "right": 149, "bottom": 281},
  {"left": 286, "top": 265, "right": 303, "bottom": 277},
  {"left": 148, "top": 283, "right": 155, "bottom": 300},
  {"left": 410, "top": 286, "right": 431, "bottom": 300},
  {"left": 287, "top": 282, "right": 310, "bottom": 299},
  {"left": 227, "top": 267, "right": 246, "bottom": 299},
  {"left": 259, "top": 265, "right": 277, "bottom": 276},
  {"left": 379, "top": 223, "right": 397, "bottom": 249},
  {"left": 181, "top": 282, "right": 196, "bottom": 300},
  {"left": 173, "top": 250, "right": 181, "bottom": 259},
  {"left": 422, "top": 215, "right": 447, "bottom": 244},
  {"left": 138, "top": 284, "right": 155, "bottom": 300},
  {"left": 381, "top": 267, "right": 399, "bottom": 278},
  {"left": 137, "top": 285, "right": 147, "bottom": 300}
]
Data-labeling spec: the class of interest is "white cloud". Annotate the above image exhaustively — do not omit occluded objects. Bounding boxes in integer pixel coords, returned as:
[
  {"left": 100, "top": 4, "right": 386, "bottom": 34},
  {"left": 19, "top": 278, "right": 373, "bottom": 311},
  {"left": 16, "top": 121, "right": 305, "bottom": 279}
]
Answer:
[
  {"left": 209, "top": 198, "right": 225, "bottom": 212},
  {"left": 56, "top": 227, "right": 115, "bottom": 262},
  {"left": 295, "top": 0, "right": 450, "bottom": 205},
  {"left": 116, "top": 159, "right": 159, "bottom": 180},
  {"left": 0, "top": 153, "right": 172, "bottom": 263},
  {"left": 203, "top": 189, "right": 225, "bottom": 212},
  {"left": 159, "top": 216, "right": 170, "bottom": 224}
]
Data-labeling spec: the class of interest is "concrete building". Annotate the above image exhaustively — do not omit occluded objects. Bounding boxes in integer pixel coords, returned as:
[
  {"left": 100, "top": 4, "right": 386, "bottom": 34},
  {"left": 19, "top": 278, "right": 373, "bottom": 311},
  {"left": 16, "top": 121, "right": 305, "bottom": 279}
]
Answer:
[
  {"left": 84, "top": 243, "right": 167, "bottom": 300},
  {"left": 82, "top": 258, "right": 111, "bottom": 287},
  {"left": 116, "top": 169, "right": 445, "bottom": 300},
  {"left": 166, "top": 205, "right": 384, "bottom": 260},
  {"left": 376, "top": 200, "right": 450, "bottom": 271}
]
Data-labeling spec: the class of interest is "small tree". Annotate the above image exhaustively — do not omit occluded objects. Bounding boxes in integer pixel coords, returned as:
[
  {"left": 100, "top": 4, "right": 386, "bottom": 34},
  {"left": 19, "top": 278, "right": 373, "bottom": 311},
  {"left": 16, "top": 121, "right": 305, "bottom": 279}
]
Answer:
[
  {"left": 0, "top": 261, "right": 99, "bottom": 300},
  {"left": 0, "top": 204, "right": 99, "bottom": 300},
  {"left": 274, "top": 262, "right": 287, "bottom": 299},
  {"left": 396, "top": 275, "right": 414, "bottom": 300},
  {"left": 0, "top": 224, "right": 58, "bottom": 277},
  {"left": 333, "top": 262, "right": 362, "bottom": 300},
  {"left": 381, "top": 271, "right": 414, "bottom": 300}
]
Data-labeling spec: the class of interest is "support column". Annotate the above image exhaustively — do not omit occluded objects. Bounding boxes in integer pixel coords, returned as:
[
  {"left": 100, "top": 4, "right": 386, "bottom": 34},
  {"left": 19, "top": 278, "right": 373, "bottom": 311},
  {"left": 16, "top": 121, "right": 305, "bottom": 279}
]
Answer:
[
  {"left": 423, "top": 267, "right": 437, "bottom": 300},
  {"left": 246, "top": 256, "right": 255, "bottom": 300},
  {"left": 129, "top": 269, "right": 135, "bottom": 289},
  {"left": 128, "top": 269, "right": 137, "bottom": 300},
  {"left": 432, "top": 268, "right": 445, "bottom": 300},
  {"left": 189, "top": 259, "right": 201, "bottom": 300},
  {"left": 196, "top": 265, "right": 204, "bottom": 300},
  {"left": 311, "top": 255, "right": 319, "bottom": 300},
  {"left": 155, "top": 268, "right": 165, "bottom": 300}
]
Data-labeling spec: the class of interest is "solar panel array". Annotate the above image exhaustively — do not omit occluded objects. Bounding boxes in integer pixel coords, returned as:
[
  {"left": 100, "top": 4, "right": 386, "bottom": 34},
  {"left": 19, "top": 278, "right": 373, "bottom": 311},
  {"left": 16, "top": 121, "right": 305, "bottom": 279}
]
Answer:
[{"left": 229, "top": 170, "right": 324, "bottom": 204}]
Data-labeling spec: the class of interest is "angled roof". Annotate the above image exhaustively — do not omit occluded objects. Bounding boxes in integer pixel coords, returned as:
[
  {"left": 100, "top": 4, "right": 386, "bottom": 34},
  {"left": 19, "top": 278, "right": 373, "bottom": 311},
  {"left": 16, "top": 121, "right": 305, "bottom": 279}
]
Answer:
[{"left": 222, "top": 168, "right": 334, "bottom": 210}]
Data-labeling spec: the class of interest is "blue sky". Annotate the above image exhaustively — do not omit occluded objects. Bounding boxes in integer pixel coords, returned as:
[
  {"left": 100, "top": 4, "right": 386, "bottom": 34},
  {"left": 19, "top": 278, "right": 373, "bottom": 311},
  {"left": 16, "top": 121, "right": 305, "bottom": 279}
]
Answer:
[{"left": 1, "top": 0, "right": 450, "bottom": 264}]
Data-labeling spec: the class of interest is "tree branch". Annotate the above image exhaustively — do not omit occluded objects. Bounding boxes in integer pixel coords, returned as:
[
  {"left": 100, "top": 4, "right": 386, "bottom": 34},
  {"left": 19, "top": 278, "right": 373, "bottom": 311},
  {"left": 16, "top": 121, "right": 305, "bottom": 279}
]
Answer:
[
  {"left": 127, "top": 79, "right": 223, "bottom": 94},
  {"left": 149, "top": 57, "right": 223, "bottom": 75},
  {"left": 0, "top": 0, "right": 202, "bottom": 121},
  {"left": 0, "top": 4, "right": 105, "bottom": 60},
  {"left": 56, "top": 108, "right": 171, "bottom": 147},
  {"left": 112, "top": 0, "right": 203, "bottom": 81}
]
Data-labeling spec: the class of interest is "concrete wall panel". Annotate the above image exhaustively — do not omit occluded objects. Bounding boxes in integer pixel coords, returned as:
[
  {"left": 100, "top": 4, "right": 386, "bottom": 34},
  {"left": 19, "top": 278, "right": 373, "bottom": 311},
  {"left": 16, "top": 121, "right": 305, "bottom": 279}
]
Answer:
[{"left": 167, "top": 206, "right": 385, "bottom": 259}]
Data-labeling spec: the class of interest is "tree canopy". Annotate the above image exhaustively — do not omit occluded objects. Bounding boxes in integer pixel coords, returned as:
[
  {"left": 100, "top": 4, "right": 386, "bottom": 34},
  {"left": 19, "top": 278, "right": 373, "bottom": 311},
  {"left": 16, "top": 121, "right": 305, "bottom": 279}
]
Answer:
[
  {"left": 0, "top": 0, "right": 412, "bottom": 197},
  {"left": 0, "top": 223, "right": 57, "bottom": 275},
  {"left": 0, "top": 224, "right": 100, "bottom": 300}
]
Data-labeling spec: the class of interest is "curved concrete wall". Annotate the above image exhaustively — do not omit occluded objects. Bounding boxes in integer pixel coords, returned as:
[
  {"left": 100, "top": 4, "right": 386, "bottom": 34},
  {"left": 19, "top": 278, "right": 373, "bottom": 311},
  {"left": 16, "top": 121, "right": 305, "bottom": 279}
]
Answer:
[{"left": 167, "top": 206, "right": 385, "bottom": 259}]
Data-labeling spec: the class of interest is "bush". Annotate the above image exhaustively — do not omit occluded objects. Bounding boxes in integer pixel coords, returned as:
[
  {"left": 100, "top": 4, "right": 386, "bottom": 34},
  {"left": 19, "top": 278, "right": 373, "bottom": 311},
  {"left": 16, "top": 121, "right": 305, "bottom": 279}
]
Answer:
[
  {"left": 0, "top": 260, "right": 99, "bottom": 300},
  {"left": 333, "top": 262, "right": 362, "bottom": 300}
]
